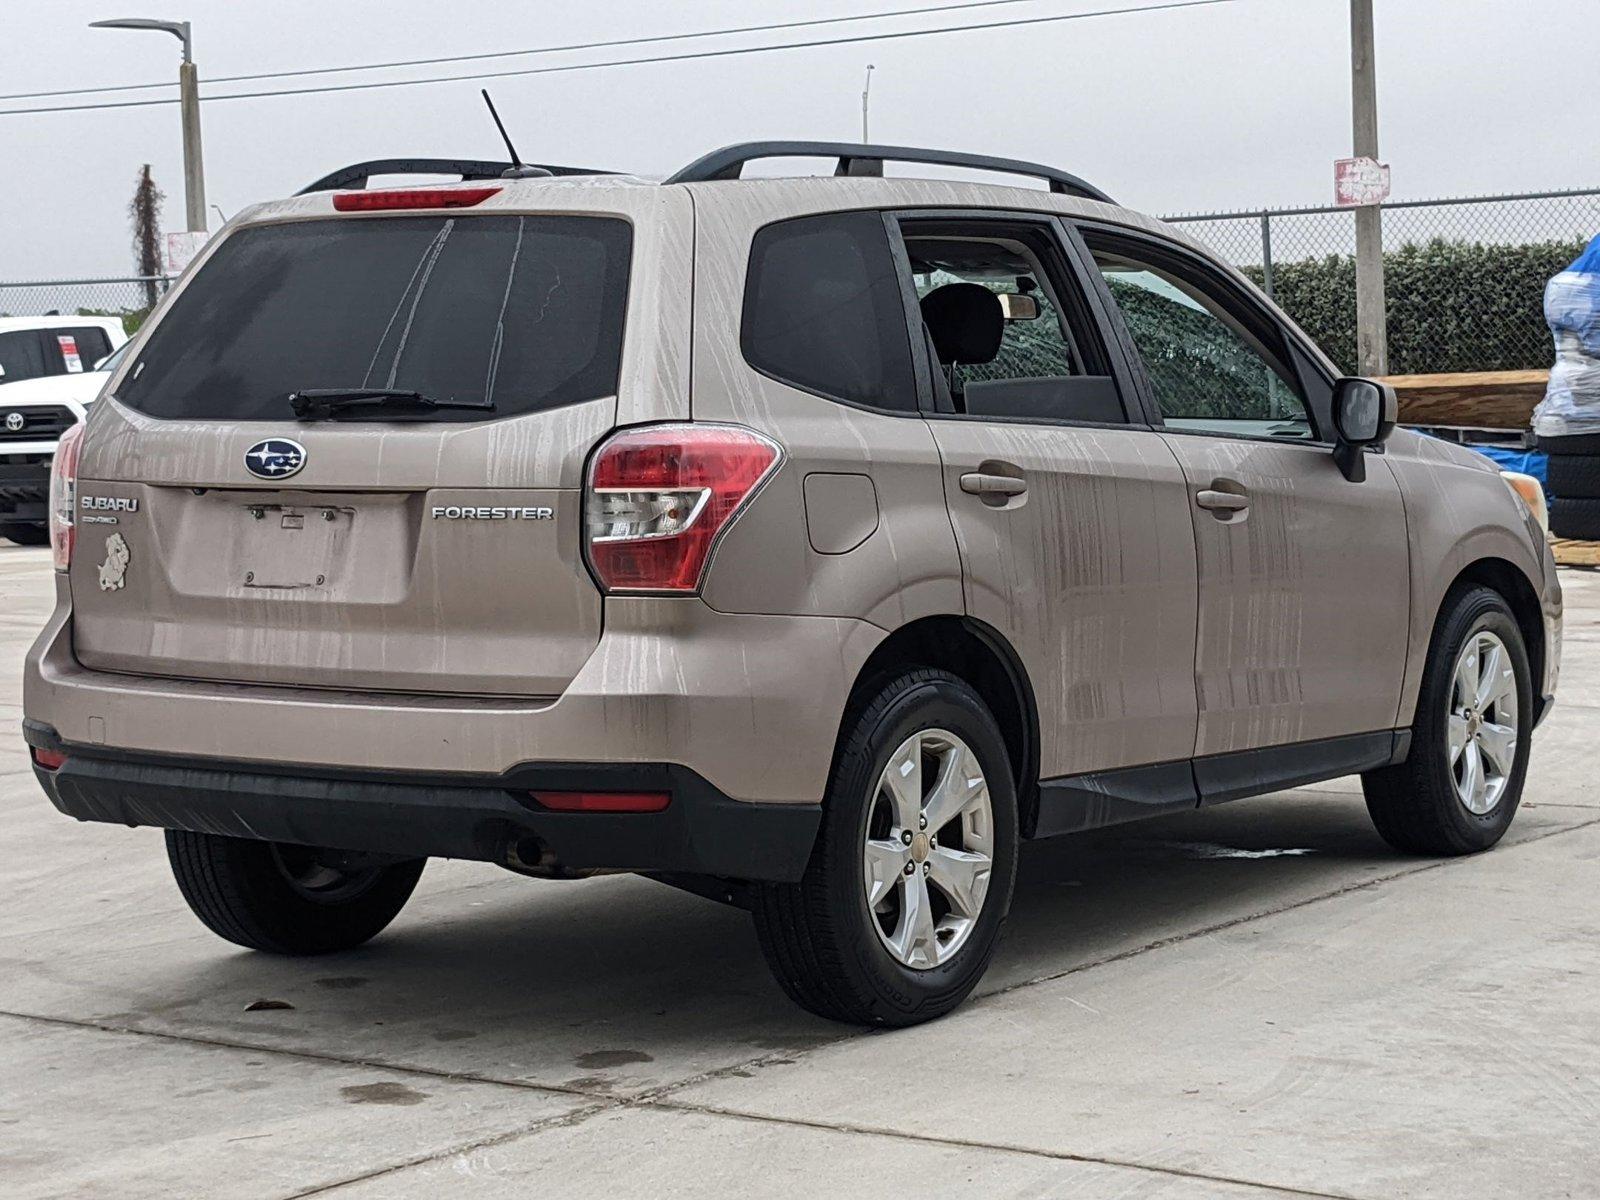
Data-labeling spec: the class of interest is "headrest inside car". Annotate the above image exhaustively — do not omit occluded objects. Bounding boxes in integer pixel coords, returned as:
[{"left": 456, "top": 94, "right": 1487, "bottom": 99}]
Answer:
[{"left": 919, "top": 283, "right": 1004, "bottom": 366}]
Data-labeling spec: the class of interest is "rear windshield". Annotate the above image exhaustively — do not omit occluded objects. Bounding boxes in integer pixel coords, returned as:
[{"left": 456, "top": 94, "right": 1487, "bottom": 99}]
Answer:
[{"left": 118, "top": 214, "right": 632, "bottom": 422}]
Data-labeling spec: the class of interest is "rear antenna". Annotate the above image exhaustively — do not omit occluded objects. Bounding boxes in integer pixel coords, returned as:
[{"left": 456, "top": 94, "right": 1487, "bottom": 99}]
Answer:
[{"left": 481, "top": 89, "right": 551, "bottom": 179}]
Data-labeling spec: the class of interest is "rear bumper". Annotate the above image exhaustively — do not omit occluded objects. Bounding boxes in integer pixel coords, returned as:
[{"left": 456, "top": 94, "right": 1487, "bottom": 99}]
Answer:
[
  {"left": 23, "top": 719, "right": 821, "bottom": 881},
  {"left": 24, "top": 586, "right": 881, "bottom": 808}
]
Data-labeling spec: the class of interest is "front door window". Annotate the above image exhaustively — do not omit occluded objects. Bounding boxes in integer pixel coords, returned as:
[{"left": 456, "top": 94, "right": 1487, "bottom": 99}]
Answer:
[{"left": 1091, "top": 244, "right": 1316, "bottom": 441}]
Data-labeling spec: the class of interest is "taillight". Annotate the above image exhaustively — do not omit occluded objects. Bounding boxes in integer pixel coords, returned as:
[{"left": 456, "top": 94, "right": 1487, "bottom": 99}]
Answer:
[
  {"left": 49, "top": 422, "right": 85, "bottom": 572},
  {"left": 331, "top": 186, "right": 500, "bottom": 212},
  {"left": 585, "top": 423, "right": 782, "bottom": 593},
  {"left": 31, "top": 747, "right": 67, "bottom": 771}
]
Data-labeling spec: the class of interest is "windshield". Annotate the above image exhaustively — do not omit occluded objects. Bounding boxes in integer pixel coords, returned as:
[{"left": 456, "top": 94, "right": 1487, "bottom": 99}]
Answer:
[{"left": 117, "top": 214, "right": 633, "bottom": 422}]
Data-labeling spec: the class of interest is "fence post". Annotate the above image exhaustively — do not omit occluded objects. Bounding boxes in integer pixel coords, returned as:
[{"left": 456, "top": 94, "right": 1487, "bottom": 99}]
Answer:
[{"left": 1259, "top": 211, "right": 1275, "bottom": 300}]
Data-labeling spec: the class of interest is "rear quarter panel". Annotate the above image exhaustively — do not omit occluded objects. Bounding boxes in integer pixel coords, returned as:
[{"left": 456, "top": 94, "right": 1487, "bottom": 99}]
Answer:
[{"left": 685, "top": 183, "right": 964, "bottom": 629}]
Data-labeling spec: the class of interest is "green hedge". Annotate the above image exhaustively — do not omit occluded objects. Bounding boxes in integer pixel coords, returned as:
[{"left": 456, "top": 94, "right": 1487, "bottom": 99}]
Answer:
[
  {"left": 75, "top": 306, "right": 153, "bottom": 336},
  {"left": 1241, "top": 237, "right": 1584, "bottom": 375}
]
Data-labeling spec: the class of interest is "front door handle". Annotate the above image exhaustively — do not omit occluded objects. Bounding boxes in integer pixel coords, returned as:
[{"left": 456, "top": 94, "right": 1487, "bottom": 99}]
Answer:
[
  {"left": 960, "top": 472, "right": 1027, "bottom": 498},
  {"left": 1195, "top": 489, "right": 1250, "bottom": 513}
]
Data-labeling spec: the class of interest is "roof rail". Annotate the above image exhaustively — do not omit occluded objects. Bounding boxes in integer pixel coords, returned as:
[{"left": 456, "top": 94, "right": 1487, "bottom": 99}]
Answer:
[
  {"left": 664, "top": 141, "right": 1114, "bottom": 205},
  {"left": 298, "top": 157, "right": 613, "bottom": 195}
]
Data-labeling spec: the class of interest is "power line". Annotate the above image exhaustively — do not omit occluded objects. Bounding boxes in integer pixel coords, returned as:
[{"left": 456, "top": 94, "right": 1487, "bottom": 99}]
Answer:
[
  {"left": 0, "top": 0, "right": 1235, "bottom": 117},
  {"left": 3, "top": 0, "right": 1068, "bottom": 102}
]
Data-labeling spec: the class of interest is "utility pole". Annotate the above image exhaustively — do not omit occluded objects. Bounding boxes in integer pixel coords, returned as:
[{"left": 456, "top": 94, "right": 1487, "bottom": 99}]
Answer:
[
  {"left": 1350, "top": 0, "right": 1386, "bottom": 376},
  {"left": 178, "top": 44, "right": 206, "bottom": 233},
  {"left": 861, "top": 64, "right": 875, "bottom": 142},
  {"left": 90, "top": 18, "right": 207, "bottom": 234}
]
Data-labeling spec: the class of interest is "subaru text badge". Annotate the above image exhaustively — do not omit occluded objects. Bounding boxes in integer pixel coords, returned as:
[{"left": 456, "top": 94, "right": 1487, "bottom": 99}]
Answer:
[{"left": 244, "top": 438, "right": 306, "bottom": 480}]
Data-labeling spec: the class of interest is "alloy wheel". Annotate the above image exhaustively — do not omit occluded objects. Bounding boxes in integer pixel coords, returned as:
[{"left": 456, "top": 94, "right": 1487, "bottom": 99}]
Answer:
[
  {"left": 862, "top": 729, "right": 995, "bottom": 969},
  {"left": 1447, "top": 630, "right": 1519, "bottom": 815}
]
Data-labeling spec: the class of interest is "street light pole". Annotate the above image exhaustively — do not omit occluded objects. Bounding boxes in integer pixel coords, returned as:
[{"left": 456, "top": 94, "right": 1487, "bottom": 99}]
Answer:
[
  {"left": 89, "top": 18, "right": 207, "bottom": 234},
  {"left": 861, "top": 64, "right": 875, "bottom": 143},
  {"left": 1350, "top": 0, "right": 1386, "bottom": 376}
]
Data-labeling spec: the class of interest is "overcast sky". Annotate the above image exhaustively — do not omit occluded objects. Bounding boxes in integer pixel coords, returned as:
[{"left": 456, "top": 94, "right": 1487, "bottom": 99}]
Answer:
[{"left": 2, "top": 0, "right": 1595, "bottom": 280}]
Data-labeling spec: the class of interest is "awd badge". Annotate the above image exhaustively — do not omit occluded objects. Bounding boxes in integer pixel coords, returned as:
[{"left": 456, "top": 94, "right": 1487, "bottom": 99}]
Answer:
[{"left": 98, "top": 533, "right": 130, "bottom": 592}]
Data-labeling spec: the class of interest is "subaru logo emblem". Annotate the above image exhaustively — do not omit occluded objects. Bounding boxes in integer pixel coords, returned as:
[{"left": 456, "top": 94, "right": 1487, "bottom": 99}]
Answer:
[
  {"left": 3, "top": 412, "right": 23, "bottom": 432},
  {"left": 244, "top": 438, "right": 307, "bottom": 480}
]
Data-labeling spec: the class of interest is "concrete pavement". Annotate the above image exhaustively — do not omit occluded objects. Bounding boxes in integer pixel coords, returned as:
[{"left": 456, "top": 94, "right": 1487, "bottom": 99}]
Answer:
[{"left": 1, "top": 542, "right": 1596, "bottom": 1199}]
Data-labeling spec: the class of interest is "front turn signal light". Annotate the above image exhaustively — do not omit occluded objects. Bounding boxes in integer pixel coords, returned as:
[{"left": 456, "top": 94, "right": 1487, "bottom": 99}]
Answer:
[{"left": 1502, "top": 471, "right": 1549, "bottom": 536}]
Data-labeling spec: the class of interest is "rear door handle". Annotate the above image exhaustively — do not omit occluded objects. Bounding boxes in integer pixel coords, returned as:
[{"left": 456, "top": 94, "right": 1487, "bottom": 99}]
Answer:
[
  {"left": 960, "top": 473, "right": 1027, "bottom": 498},
  {"left": 1195, "top": 489, "right": 1250, "bottom": 513}
]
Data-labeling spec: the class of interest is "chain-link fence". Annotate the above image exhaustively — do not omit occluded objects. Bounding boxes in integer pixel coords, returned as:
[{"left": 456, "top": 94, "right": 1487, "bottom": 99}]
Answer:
[
  {"left": 1166, "top": 189, "right": 1600, "bottom": 376},
  {"left": 0, "top": 277, "right": 173, "bottom": 335},
  {"left": 7, "top": 188, "right": 1600, "bottom": 374}
]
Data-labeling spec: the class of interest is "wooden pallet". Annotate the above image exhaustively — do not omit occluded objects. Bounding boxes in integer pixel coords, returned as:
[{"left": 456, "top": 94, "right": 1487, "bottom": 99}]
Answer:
[{"left": 1550, "top": 537, "right": 1600, "bottom": 568}]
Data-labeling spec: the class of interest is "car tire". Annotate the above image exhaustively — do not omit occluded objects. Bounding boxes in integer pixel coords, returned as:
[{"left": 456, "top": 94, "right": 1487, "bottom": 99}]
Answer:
[
  {"left": 1536, "top": 433, "right": 1600, "bottom": 457},
  {"left": 751, "top": 668, "right": 1019, "bottom": 1027},
  {"left": 1362, "top": 586, "right": 1532, "bottom": 856},
  {"left": 1546, "top": 454, "right": 1600, "bottom": 501},
  {"left": 166, "top": 831, "right": 425, "bottom": 955},
  {"left": 1, "top": 522, "right": 50, "bottom": 547},
  {"left": 1550, "top": 496, "right": 1600, "bottom": 541}
]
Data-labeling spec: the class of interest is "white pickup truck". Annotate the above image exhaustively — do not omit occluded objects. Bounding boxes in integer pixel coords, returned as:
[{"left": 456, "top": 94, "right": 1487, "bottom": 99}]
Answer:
[{"left": 0, "top": 316, "right": 129, "bottom": 545}]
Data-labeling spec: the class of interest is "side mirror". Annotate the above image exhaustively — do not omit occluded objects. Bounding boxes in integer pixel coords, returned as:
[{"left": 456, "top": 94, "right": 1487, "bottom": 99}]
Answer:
[{"left": 1330, "top": 377, "right": 1397, "bottom": 482}]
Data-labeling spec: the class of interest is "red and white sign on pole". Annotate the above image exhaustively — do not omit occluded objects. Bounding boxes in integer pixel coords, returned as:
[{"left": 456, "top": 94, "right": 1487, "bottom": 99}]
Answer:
[
  {"left": 1335, "top": 156, "right": 1391, "bottom": 207},
  {"left": 164, "top": 230, "right": 210, "bottom": 275}
]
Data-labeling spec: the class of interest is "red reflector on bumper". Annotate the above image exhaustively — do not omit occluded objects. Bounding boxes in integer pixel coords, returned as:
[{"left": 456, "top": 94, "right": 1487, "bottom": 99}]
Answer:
[
  {"left": 532, "top": 790, "right": 671, "bottom": 813},
  {"left": 32, "top": 748, "right": 67, "bottom": 771}
]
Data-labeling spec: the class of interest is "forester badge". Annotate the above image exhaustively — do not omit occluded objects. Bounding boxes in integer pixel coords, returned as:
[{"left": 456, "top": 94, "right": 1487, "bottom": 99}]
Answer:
[{"left": 98, "top": 533, "right": 130, "bottom": 592}]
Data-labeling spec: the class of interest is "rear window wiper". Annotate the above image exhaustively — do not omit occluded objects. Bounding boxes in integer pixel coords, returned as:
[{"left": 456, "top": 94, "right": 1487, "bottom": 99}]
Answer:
[{"left": 287, "top": 388, "right": 495, "bottom": 421}]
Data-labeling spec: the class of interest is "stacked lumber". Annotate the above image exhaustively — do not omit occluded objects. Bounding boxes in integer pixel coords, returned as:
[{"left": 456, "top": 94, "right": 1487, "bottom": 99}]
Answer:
[
  {"left": 1381, "top": 369, "right": 1548, "bottom": 431},
  {"left": 1550, "top": 537, "right": 1600, "bottom": 568}
]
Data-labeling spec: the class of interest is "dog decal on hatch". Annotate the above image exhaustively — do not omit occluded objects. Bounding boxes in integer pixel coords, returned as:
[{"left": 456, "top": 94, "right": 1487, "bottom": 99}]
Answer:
[{"left": 98, "top": 533, "right": 130, "bottom": 592}]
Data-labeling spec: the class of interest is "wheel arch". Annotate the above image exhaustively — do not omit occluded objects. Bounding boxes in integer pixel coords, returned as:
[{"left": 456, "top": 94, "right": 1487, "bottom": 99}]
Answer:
[
  {"left": 839, "top": 615, "right": 1042, "bottom": 836},
  {"left": 1434, "top": 556, "right": 1546, "bottom": 708},
  {"left": 1414, "top": 553, "right": 1548, "bottom": 732}
]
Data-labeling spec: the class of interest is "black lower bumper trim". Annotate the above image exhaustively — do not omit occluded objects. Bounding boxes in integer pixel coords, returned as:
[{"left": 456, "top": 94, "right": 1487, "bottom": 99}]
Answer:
[{"left": 22, "top": 720, "right": 821, "bottom": 883}]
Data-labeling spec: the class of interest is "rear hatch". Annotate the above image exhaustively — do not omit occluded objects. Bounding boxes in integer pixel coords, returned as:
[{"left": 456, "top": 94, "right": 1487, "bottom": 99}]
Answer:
[{"left": 70, "top": 204, "right": 637, "bottom": 697}]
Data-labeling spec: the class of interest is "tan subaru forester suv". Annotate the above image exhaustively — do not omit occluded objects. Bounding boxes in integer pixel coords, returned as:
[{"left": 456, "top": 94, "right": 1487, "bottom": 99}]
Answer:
[{"left": 24, "top": 143, "right": 1561, "bottom": 1025}]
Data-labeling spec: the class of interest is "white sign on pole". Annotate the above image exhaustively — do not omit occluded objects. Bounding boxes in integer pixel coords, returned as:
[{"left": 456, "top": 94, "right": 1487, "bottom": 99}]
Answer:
[
  {"left": 1334, "top": 157, "right": 1391, "bottom": 207},
  {"left": 164, "top": 230, "right": 211, "bottom": 275}
]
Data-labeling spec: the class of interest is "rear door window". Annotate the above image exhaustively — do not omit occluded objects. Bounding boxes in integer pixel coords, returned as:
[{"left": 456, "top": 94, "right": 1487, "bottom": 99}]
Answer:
[
  {"left": 900, "top": 218, "right": 1127, "bottom": 424},
  {"left": 0, "top": 331, "right": 49, "bottom": 384},
  {"left": 741, "top": 212, "right": 918, "bottom": 412},
  {"left": 118, "top": 215, "right": 633, "bottom": 422}
]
